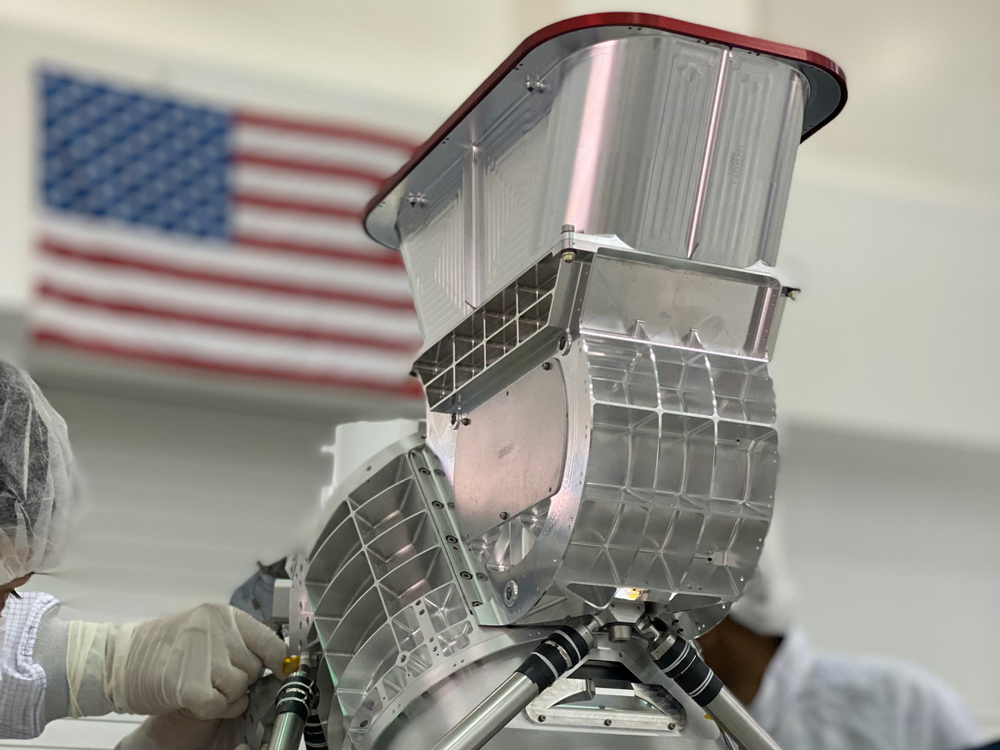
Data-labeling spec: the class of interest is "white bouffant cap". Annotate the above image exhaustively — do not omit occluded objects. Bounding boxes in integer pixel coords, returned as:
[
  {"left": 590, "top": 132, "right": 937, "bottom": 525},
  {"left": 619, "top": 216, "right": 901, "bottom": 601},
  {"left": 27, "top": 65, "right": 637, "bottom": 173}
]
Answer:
[
  {"left": 729, "top": 519, "right": 795, "bottom": 636},
  {"left": 0, "top": 361, "right": 78, "bottom": 586}
]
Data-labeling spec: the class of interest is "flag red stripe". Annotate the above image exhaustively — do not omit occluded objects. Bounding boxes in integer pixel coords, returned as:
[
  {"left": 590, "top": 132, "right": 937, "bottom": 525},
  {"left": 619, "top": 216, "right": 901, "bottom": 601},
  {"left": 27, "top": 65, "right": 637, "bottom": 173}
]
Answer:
[
  {"left": 235, "top": 112, "right": 420, "bottom": 152},
  {"left": 40, "top": 240, "right": 415, "bottom": 312},
  {"left": 232, "top": 152, "right": 388, "bottom": 185},
  {"left": 233, "top": 192, "right": 363, "bottom": 220},
  {"left": 38, "top": 283, "right": 420, "bottom": 353},
  {"left": 33, "top": 328, "right": 424, "bottom": 397},
  {"left": 231, "top": 234, "right": 404, "bottom": 267}
]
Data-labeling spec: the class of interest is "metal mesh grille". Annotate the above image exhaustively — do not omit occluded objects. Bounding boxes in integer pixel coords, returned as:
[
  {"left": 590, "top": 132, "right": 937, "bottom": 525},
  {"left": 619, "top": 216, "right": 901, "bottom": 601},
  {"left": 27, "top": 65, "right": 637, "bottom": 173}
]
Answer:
[{"left": 413, "top": 254, "right": 561, "bottom": 409}]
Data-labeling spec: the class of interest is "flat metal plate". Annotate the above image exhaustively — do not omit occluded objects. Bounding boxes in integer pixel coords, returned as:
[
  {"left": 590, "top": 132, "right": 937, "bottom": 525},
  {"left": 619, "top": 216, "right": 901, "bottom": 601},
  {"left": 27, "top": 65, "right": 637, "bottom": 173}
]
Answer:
[{"left": 453, "top": 362, "right": 567, "bottom": 541}]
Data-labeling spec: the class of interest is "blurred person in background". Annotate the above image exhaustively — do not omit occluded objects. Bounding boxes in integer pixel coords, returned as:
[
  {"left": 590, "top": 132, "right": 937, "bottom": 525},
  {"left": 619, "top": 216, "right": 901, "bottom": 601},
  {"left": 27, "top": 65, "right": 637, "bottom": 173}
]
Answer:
[
  {"left": 698, "top": 530, "right": 980, "bottom": 750},
  {"left": 0, "top": 359, "right": 282, "bottom": 748}
]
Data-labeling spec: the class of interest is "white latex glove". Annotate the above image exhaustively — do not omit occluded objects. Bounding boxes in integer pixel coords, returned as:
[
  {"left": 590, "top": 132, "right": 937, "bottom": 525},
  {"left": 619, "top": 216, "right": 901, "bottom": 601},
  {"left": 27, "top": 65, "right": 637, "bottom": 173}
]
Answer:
[
  {"left": 67, "top": 604, "right": 285, "bottom": 720},
  {"left": 117, "top": 711, "right": 247, "bottom": 750}
]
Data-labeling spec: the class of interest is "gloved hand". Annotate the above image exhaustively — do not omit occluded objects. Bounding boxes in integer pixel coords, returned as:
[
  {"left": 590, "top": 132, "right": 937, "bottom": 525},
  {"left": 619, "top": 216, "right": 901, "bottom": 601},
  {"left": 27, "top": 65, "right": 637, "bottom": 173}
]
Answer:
[
  {"left": 117, "top": 711, "right": 247, "bottom": 750},
  {"left": 67, "top": 603, "right": 285, "bottom": 720}
]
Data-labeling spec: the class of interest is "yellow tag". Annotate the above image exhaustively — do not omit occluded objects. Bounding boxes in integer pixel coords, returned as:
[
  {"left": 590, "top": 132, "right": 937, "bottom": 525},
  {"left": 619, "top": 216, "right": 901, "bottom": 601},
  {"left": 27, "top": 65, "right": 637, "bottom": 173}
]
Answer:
[{"left": 282, "top": 655, "right": 301, "bottom": 676}]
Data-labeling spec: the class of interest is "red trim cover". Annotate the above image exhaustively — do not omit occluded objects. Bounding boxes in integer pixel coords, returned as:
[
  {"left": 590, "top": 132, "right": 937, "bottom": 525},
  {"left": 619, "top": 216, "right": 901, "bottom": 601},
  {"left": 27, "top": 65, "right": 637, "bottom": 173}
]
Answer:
[{"left": 363, "top": 12, "right": 847, "bottom": 230}]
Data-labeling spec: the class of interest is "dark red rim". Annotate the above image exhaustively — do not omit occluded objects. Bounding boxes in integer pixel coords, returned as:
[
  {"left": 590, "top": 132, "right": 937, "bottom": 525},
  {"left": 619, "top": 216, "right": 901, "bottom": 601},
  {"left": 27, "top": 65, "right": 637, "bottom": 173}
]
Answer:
[{"left": 364, "top": 12, "right": 847, "bottom": 232}]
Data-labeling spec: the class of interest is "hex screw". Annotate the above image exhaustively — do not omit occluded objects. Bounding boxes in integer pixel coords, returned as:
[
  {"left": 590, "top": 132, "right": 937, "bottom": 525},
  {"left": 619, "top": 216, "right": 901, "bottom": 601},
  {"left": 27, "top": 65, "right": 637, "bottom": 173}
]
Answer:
[
  {"left": 542, "top": 362, "right": 552, "bottom": 371},
  {"left": 499, "top": 511, "right": 509, "bottom": 520},
  {"left": 504, "top": 580, "right": 518, "bottom": 605},
  {"left": 538, "top": 715, "right": 547, "bottom": 723},
  {"left": 604, "top": 719, "right": 613, "bottom": 727},
  {"left": 561, "top": 251, "right": 576, "bottom": 263},
  {"left": 461, "top": 416, "right": 471, "bottom": 426},
  {"left": 668, "top": 723, "right": 677, "bottom": 731}
]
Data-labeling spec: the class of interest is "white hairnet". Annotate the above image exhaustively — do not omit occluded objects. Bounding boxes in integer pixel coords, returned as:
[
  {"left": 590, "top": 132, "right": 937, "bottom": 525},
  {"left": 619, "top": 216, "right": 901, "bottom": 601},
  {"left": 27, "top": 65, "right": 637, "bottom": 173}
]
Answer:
[
  {"left": 0, "top": 361, "right": 77, "bottom": 586},
  {"left": 729, "top": 519, "right": 795, "bottom": 636}
]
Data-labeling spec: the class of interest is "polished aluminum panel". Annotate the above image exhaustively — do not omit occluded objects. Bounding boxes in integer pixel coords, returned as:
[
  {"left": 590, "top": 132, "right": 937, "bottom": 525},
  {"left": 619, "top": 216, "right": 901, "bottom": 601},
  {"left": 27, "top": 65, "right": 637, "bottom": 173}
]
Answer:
[
  {"left": 386, "top": 31, "right": 807, "bottom": 346},
  {"left": 413, "top": 241, "right": 780, "bottom": 632},
  {"left": 453, "top": 362, "right": 567, "bottom": 541}
]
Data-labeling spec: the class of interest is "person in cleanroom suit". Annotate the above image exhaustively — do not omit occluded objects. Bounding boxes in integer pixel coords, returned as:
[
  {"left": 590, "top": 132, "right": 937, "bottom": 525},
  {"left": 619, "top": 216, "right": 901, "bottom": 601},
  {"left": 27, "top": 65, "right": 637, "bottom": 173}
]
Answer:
[
  {"left": 0, "top": 359, "right": 280, "bottom": 748},
  {"left": 698, "top": 524, "right": 981, "bottom": 750}
]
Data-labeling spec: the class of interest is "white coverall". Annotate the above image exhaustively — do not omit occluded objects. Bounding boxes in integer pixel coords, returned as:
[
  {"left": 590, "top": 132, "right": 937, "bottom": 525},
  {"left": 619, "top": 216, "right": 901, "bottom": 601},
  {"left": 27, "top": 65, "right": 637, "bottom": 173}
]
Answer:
[
  {"left": 749, "top": 628, "right": 980, "bottom": 750},
  {"left": 731, "top": 528, "right": 981, "bottom": 750}
]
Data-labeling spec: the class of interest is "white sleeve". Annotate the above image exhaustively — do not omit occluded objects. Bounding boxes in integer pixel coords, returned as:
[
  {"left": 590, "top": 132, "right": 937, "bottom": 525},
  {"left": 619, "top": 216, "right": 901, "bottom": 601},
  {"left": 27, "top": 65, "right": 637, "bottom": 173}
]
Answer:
[
  {"left": 896, "top": 662, "right": 982, "bottom": 750},
  {"left": 0, "top": 592, "right": 60, "bottom": 739}
]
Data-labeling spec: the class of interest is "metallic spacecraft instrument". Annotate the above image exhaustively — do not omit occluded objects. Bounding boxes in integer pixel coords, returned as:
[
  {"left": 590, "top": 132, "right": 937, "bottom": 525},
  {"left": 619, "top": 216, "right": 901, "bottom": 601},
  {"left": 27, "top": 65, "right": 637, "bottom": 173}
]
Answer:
[{"left": 247, "top": 13, "right": 846, "bottom": 750}]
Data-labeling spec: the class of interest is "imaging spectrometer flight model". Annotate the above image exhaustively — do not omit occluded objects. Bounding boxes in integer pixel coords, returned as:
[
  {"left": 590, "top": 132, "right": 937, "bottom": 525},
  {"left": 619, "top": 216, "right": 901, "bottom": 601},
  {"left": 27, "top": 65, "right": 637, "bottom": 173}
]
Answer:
[{"left": 243, "top": 13, "right": 847, "bottom": 750}]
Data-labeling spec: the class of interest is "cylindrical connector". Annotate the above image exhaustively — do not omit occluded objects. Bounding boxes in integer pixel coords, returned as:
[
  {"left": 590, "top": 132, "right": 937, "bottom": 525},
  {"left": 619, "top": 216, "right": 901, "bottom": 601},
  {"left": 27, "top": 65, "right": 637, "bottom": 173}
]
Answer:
[
  {"left": 431, "top": 618, "right": 597, "bottom": 750},
  {"left": 303, "top": 709, "right": 329, "bottom": 750},
  {"left": 649, "top": 632, "right": 724, "bottom": 707},
  {"left": 266, "top": 669, "right": 320, "bottom": 750},
  {"left": 650, "top": 631, "right": 781, "bottom": 750}
]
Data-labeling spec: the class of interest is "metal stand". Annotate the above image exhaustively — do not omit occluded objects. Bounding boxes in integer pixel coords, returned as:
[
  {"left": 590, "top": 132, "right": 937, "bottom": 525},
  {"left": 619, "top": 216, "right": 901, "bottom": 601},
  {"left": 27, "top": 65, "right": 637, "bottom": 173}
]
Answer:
[{"left": 647, "top": 627, "right": 782, "bottom": 750}]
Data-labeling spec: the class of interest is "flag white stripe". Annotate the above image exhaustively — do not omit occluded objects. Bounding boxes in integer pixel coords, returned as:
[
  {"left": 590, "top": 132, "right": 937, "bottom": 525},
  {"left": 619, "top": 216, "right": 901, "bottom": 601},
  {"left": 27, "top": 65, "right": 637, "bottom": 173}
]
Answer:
[
  {"left": 34, "top": 303, "right": 415, "bottom": 378},
  {"left": 232, "top": 165, "right": 376, "bottom": 208},
  {"left": 38, "top": 261, "right": 420, "bottom": 342},
  {"left": 233, "top": 126, "right": 411, "bottom": 173},
  {"left": 42, "top": 218, "right": 411, "bottom": 298},
  {"left": 232, "top": 208, "right": 375, "bottom": 249}
]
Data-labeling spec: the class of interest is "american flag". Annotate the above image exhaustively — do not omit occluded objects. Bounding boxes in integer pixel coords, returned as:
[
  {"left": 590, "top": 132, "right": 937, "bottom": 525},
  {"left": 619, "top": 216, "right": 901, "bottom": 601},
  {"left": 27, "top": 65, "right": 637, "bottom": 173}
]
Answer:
[{"left": 33, "top": 71, "right": 423, "bottom": 398}]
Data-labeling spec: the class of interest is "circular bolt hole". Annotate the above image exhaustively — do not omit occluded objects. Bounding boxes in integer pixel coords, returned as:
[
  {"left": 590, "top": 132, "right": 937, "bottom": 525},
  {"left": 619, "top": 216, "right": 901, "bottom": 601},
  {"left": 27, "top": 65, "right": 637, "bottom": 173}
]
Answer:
[
  {"left": 418, "top": 467, "right": 430, "bottom": 475},
  {"left": 360, "top": 720, "right": 369, "bottom": 728},
  {"left": 476, "top": 572, "right": 488, "bottom": 581},
  {"left": 604, "top": 719, "right": 613, "bottom": 727},
  {"left": 399, "top": 655, "right": 407, "bottom": 663},
  {"left": 432, "top": 500, "right": 444, "bottom": 509},
  {"left": 460, "top": 571, "right": 473, "bottom": 580},
  {"left": 448, "top": 502, "right": 456, "bottom": 510},
  {"left": 559, "top": 336, "right": 568, "bottom": 350},
  {"left": 472, "top": 600, "right": 482, "bottom": 607},
  {"left": 446, "top": 535, "right": 458, "bottom": 543},
  {"left": 434, "top": 469, "right": 445, "bottom": 476}
]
